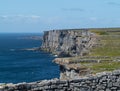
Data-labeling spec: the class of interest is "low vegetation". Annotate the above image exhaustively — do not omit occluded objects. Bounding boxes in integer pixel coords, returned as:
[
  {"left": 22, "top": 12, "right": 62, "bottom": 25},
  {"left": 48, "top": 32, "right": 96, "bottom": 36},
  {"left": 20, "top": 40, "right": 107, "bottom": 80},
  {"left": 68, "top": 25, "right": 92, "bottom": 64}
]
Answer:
[
  {"left": 90, "top": 30, "right": 108, "bottom": 35},
  {"left": 62, "top": 28, "right": 120, "bottom": 73},
  {"left": 90, "top": 61, "right": 120, "bottom": 73},
  {"left": 89, "top": 29, "right": 120, "bottom": 57},
  {"left": 81, "top": 61, "right": 120, "bottom": 74}
]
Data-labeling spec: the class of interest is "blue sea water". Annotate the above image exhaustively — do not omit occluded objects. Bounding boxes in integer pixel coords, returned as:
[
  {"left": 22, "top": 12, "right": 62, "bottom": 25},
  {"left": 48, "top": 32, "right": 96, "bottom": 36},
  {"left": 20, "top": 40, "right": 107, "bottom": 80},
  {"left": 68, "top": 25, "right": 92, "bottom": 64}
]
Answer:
[{"left": 0, "top": 33, "right": 59, "bottom": 83}]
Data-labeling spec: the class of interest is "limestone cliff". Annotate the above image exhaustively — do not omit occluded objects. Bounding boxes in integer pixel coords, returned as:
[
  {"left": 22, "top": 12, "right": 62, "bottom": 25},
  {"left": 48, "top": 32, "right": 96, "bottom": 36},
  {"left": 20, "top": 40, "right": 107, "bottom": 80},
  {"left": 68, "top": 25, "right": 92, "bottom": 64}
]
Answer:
[
  {"left": 41, "top": 29, "right": 97, "bottom": 57},
  {"left": 53, "top": 58, "right": 91, "bottom": 80}
]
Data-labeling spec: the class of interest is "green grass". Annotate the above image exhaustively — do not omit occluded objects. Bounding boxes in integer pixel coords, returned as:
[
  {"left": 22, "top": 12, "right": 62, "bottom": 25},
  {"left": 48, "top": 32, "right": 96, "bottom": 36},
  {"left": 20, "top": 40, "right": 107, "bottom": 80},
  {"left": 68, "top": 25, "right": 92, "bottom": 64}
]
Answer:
[
  {"left": 89, "top": 61, "right": 120, "bottom": 73},
  {"left": 89, "top": 30, "right": 120, "bottom": 57},
  {"left": 89, "top": 28, "right": 120, "bottom": 32},
  {"left": 59, "top": 28, "right": 120, "bottom": 73},
  {"left": 65, "top": 57, "right": 120, "bottom": 74},
  {"left": 83, "top": 29, "right": 120, "bottom": 73},
  {"left": 78, "top": 61, "right": 120, "bottom": 74},
  {"left": 90, "top": 30, "right": 108, "bottom": 35}
]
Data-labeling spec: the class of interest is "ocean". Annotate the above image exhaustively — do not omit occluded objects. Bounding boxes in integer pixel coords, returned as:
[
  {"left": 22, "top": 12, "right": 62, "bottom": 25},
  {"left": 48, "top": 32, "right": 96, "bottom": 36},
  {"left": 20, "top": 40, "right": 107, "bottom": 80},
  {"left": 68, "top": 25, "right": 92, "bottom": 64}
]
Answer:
[{"left": 0, "top": 33, "right": 59, "bottom": 83}]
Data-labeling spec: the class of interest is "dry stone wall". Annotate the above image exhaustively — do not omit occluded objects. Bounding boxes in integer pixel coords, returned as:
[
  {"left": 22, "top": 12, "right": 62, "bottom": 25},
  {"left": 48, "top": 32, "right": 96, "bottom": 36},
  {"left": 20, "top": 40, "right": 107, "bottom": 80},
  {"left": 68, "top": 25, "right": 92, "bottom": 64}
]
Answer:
[{"left": 1, "top": 70, "right": 120, "bottom": 91}]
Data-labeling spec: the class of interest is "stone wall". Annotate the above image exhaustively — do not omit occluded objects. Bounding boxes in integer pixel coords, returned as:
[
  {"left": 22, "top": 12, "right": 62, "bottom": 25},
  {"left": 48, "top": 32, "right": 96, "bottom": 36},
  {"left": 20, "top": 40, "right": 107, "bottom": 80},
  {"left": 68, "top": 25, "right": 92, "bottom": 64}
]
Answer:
[
  {"left": 1, "top": 70, "right": 120, "bottom": 91},
  {"left": 53, "top": 57, "right": 120, "bottom": 80},
  {"left": 41, "top": 29, "right": 98, "bottom": 57}
]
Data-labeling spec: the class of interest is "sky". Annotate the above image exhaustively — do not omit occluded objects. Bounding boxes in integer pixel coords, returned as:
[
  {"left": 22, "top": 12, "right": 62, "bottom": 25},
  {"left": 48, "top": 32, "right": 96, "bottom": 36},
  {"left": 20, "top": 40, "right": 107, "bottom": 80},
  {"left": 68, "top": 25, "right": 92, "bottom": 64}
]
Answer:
[{"left": 0, "top": 0, "right": 120, "bottom": 33}]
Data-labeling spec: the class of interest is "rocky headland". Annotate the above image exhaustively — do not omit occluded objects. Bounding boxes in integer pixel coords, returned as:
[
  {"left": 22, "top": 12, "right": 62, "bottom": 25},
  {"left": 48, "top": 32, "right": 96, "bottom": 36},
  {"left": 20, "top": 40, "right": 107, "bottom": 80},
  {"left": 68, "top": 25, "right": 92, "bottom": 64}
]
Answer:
[
  {"left": 41, "top": 29, "right": 98, "bottom": 57},
  {"left": 0, "top": 28, "right": 120, "bottom": 91}
]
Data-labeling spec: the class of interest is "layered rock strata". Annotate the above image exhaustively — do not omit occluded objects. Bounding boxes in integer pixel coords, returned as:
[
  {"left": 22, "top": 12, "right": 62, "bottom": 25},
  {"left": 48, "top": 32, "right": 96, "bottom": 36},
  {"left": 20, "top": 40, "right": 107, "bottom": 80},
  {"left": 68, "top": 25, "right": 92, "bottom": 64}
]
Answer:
[
  {"left": 54, "top": 58, "right": 91, "bottom": 80},
  {"left": 41, "top": 29, "right": 98, "bottom": 57}
]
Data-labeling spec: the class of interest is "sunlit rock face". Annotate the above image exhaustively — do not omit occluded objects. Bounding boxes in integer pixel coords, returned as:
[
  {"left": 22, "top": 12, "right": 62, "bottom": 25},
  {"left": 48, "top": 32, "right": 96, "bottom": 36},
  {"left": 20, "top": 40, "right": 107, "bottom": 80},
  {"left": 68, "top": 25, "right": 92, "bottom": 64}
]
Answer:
[
  {"left": 53, "top": 58, "right": 90, "bottom": 80},
  {"left": 41, "top": 29, "right": 97, "bottom": 57}
]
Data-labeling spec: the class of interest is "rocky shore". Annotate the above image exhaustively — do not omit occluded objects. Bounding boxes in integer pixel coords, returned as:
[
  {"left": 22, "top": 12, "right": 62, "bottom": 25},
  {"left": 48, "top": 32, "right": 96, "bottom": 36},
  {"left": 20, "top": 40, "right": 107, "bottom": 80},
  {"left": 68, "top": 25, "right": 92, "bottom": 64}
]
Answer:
[{"left": 1, "top": 29, "right": 120, "bottom": 91}]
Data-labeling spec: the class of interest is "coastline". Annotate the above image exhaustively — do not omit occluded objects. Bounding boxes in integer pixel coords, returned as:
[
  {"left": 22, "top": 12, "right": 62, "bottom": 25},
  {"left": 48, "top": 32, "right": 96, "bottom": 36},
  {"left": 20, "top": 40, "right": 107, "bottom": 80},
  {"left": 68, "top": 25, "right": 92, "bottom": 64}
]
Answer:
[{"left": 0, "top": 28, "right": 120, "bottom": 91}]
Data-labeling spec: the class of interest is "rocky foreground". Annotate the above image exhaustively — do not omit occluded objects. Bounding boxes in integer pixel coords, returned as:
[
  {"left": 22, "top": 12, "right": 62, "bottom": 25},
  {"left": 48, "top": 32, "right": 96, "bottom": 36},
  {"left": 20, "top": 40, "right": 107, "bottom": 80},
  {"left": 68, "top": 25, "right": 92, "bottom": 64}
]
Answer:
[{"left": 0, "top": 70, "right": 120, "bottom": 91}]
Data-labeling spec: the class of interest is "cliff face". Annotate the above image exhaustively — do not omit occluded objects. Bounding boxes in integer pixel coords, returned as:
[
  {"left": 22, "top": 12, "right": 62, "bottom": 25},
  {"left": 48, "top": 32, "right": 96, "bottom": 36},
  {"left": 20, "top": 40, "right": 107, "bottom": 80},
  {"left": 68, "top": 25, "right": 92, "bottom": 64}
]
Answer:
[
  {"left": 41, "top": 29, "right": 97, "bottom": 57},
  {"left": 53, "top": 58, "right": 90, "bottom": 80}
]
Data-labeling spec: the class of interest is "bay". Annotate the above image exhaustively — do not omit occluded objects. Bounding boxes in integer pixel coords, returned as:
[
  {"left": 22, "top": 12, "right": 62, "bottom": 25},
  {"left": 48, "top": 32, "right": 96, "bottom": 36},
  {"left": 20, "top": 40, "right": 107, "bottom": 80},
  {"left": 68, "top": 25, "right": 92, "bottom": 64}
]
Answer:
[{"left": 0, "top": 33, "right": 59, "bottom": 83}]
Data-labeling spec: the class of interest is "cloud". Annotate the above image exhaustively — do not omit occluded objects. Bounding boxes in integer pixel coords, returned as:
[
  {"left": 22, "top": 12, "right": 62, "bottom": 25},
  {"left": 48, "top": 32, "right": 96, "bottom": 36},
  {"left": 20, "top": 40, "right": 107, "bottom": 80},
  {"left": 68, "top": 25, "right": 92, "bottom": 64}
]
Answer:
[
  {"left": 30, "top": 15, "right": 41, "bottom": 19},
  {"left": 0, "top": 15, "right": 62, "bottom": 25},
  {"left": 0, "top": 15, "right": 41, "bottom": 19},
  {"left": 107, "top": 2, "right": 120, "bottom": 6},
  {"left": 89, "top": 17, "right": 98, "bottom": 21},
  {"left": 0, "top": 15, "right": 41, "bottom": 23},
  {"left": 0, "top": 15, "right": 8, "bottom": 19},
  {"left": 41, "top": 16, "right": 62, "bottom": 25},
  {"left": 62, "top": 8, "right": 84, "bottom": 12}
]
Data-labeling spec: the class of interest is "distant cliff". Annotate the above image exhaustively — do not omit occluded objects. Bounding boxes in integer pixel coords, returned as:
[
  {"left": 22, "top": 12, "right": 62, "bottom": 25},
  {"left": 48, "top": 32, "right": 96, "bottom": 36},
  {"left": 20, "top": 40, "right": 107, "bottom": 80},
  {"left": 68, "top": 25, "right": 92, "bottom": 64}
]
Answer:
[{"left": 41, "top": 29, "right": 98, "bottom": 57}]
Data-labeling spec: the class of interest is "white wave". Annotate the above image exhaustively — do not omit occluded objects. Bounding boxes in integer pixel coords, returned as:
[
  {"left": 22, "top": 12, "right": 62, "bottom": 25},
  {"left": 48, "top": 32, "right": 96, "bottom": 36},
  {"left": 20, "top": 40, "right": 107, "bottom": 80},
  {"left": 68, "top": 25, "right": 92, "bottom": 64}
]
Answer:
[{"left": 10, "top": 49, "right": 15, "bottom": 51}]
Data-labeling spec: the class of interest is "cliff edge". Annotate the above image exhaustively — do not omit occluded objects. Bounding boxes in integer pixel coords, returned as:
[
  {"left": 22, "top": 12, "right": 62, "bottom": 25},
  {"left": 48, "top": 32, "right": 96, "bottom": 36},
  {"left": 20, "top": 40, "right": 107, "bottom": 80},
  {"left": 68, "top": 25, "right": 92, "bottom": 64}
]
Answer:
[
  {"left": 41, "top": 29, "right": 98, "bottom": 57},
  {"left": 41, "top": 28, "right": 120, "bottom": 80}
]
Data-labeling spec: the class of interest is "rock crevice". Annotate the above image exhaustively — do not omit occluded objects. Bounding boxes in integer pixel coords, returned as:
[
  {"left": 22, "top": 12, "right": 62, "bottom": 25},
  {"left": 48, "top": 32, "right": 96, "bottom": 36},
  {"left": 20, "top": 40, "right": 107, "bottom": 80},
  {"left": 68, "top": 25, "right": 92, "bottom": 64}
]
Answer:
[{"left": 41, "top": 29, "right": 98, "bottom": 57}]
